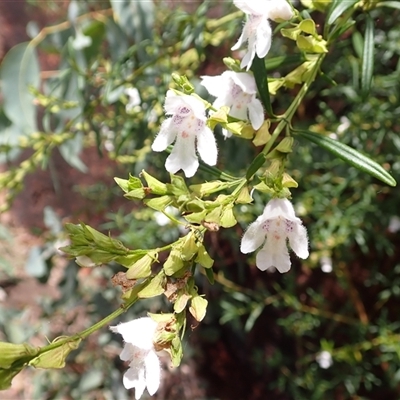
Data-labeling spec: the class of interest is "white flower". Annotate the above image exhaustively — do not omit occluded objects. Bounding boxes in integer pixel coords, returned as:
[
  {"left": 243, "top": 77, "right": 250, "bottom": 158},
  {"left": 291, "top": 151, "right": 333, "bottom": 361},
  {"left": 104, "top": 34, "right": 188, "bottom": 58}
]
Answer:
[
  {"left": 316, "top": 350, "right": 333, "bottom": 369},
  {"left": 110, "top": 317, "right": 161, "bottom": 400},
  {"left": 125, "top": 88, "right": 141, "bottom": 112},
  {"left": 151, "top": 90, "right": 217, "bottom": 178},
  {"left": 232, "top": 0, "right": 294, "bottom": 70},
  {"left": 240, "top": 198, "right": 309, "bottom": 273},
  {"left": 201, "top": 71, "right": 264, "bottom": 135},
  {"left": 320, "top": 256, "right": 333, "bottom": 273}
]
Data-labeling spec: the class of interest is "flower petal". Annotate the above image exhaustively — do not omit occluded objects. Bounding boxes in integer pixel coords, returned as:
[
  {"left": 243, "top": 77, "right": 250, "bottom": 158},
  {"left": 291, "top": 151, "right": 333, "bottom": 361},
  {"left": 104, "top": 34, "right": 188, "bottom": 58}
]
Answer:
[
  {"left": 255, "top": 20, "right": 272, "bottom": 59},
  {"left": 261, "top": 198, "right": 300, "bottom": 222},
  {"left": 200, "top": 75, "right": 227, "bottom": 98},
  {"left": 247, "top": 98, "right": 264, "bottom": 130},
  {"left": 240, "top": 217, "right": 265, "bottom": 253},
  {"left": 152, "top": 119, "right": 177, "bottom": 152},
  {"left": 182, "top": 95, "right": 208, "bottom": 121},
  {"left": 230, "top": 72, "right": 257, "bottom": 94},
  {"left": 123, "top": 362, "right": 144, "bottom": 395},
  {"left": 145, "top": 351, "right": 161, "bottom": 396},
  {"left": 256, "top": 237, "right": 291, "bottom": 272},
  {"left": 110, "top": 317, "right": 157, "bottom": 350},
  {"left": 166, "top": 134, "right": 198, "bottom": 177},
  {"left": 196, "top": 126, "right": 218, "bottom": 167},
  {"left": 234, "top": 0, "right": 268, "bottom": 15},
  {"left": 287, "top": 223, "right": 309, "bottom": 259},
  {"left": 120, "top": 343, "right": 135, "bottom": 362},
  {"left": 267, "top": 0, "right": 294, "bottom": 21}
]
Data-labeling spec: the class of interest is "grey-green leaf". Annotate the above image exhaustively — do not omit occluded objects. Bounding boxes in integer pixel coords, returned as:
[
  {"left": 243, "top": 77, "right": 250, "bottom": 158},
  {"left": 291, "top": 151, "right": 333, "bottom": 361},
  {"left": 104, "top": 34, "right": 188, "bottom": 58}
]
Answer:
[
  {"left": 361, "top": 15, "right": 374, "bottom": 96},
  {"left": 0, "top": 42, "right": 40, "bottom": 134},
  {"left": 297, "top": 130, "right": 396, "bottom": 187}
]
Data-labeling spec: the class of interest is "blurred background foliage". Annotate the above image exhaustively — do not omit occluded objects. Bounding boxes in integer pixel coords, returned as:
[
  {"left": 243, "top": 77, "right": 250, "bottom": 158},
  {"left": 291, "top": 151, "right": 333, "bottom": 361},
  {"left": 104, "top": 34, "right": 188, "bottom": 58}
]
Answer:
[{"left": 0, "top": 0, "right": 400, "bottom": 399}]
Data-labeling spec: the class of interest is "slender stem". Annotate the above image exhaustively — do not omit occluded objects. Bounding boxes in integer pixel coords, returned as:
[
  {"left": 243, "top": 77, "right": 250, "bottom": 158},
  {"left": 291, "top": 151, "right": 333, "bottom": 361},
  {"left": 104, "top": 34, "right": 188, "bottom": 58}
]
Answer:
[
  {"left": 35, "top": 292, "right": 139, "bottom": 356},
  {"left": 261, "top": 54, "right": 325, "bottom": 157}
]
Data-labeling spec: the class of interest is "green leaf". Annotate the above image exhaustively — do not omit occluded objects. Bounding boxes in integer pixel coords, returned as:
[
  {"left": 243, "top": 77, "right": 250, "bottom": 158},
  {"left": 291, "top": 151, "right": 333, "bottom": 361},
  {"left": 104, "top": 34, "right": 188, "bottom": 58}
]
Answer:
[
  {"left": 361, "top": 14, "right": 374, "bottom": 96},
  {"left": 0, "top": 42, "right": 40, "bottom": 133},
  {"left": 327, "top": 0, "right": 358, "bottom": 25},
  {"left": 297, "top": 130, "right": 396, "bottom": 187},
  {"left": 246, "top": 152, "right": 267, "bottom": 181},
  {"left": 250, "top": 55, "right": 272, "bottom": 116},
  {"left": 377, "top": 1, "right": 400, "bottom": 10},
  {"left": 59, "top": 133, "right": 88, "bottom": 173}
]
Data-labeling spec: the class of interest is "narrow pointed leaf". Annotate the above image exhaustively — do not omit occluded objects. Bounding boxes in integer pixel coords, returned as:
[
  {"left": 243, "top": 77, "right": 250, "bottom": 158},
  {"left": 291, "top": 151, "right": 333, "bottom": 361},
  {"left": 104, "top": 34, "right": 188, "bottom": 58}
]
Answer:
[
  {"left": 377, "top": 1, "right": 400, "bottom": 10},
  {"left": 327, "top": 0, "right": 358, "bottom": 25},
  {"left": 250, "top": 55, "right": 272, "bottom": 116},
  {"left": 361, "top": 14, "right": 374, "bottom": 96},
  {"left": 297, "top": 130, "right": 396, "bottom": 187}
]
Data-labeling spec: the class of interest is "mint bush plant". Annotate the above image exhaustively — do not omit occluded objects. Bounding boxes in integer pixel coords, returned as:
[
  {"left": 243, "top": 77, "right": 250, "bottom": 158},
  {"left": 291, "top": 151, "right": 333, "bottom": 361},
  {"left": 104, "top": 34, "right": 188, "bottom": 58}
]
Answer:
[{"left": 0, "top": 0, "right": 399, "bottom": 398}]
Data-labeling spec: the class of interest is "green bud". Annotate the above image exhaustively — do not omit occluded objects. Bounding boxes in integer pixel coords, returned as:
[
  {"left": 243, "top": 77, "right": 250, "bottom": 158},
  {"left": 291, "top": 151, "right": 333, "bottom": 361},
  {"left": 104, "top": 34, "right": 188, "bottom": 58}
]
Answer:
[
  {"left": 236, "top": 186, "right": 253, "bottom": 204},
  {"left": 124, "top": 188, "right": 146, "bottom": 200},
  {"left": 189, "top": 296, "right": 208, "bottom": 322},
  {"left": 204, "top": 205, "right": 222, "bottom": 224},
  {"left": 171, "top": 73, "right": 195, "bottom": 94},
  {"left": 281, "top": 26, "right": 301, "bottom": 41},
  {"left": 190, "top": 181, "right": 227, "bottom": 197},
  {"left": 167, "top": 175, "right": 189, "bottom": 195},
  {"left": 220, "top": 206, "right": 237, "bottom": 228},
  {"left": 253, "top": 181, "right": 275, "bottom": 195},
  {"left": 268, "top": 78, "right": 285, "bottom": 95},
  {"left": 275, "top": 137, "right": 294, "bottom": 153},
  {"left": 252, "top": 120, "right": 271, "bottom": 147},
  {"left": 126, "top": 251, "right": 157, "bottom": 279},
  {"left": 225, "top": 121, "right": 247, "bottom": 136},
  {"left": 141, "top": 170, "right": 168, "bottom": 195},
  {"left": 297, "top": 35, "right": 328, "bottom": 53},
  {"left": 185, "top": 198, "right": 205, "bottom": 212},
  {"left": 0, "top": 342, "right": 38, "bottom": 369},
  {"left": 181, "top": 233, "right": 198, "bottom": 261},
  {"left": 114, "top": 175, "right": 143, "bottom": 194},
  {"left": 222, "top": 57, "right": 242, "bottom": 72},
  {"left": 208, "top": 106, "right": 229, "bottom": 124},
  {"left": 115, "top": 251, "right": 147, "bottom": 268},
  {"left": 29, "top": 339, "right": 81, "bottom": 369},
  {"left": 138, "top": 270, "right": 166, "bottom": 298},
  {"left": 184, "top": 210, "right": 208, "bottom": 224},
  {"left": 195, "top": 244, "right": 214, "bottom": 268},
  {"left": 285, "top": 61, "right": 315, "bottom": 88},
  {"left": 174, "top": 293, "right": 191, "bottom": 313},
  {"left": 144, "top": 195, "right": 173, "bottom": 211},
  {"left": 240, "top": 123, "right": 256, "bottom": 139},
  {"left": 299, "top": 19, "right": 317, "bottom": 35},
  {"left": 170, "top": 336, "right": 183, "bottom": 367},
  {"left": 282, "top": 173, "right": 299, "bottom": 188},
  {"left": 163, "top": 249, "right": 184, "bottom": 276}
]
